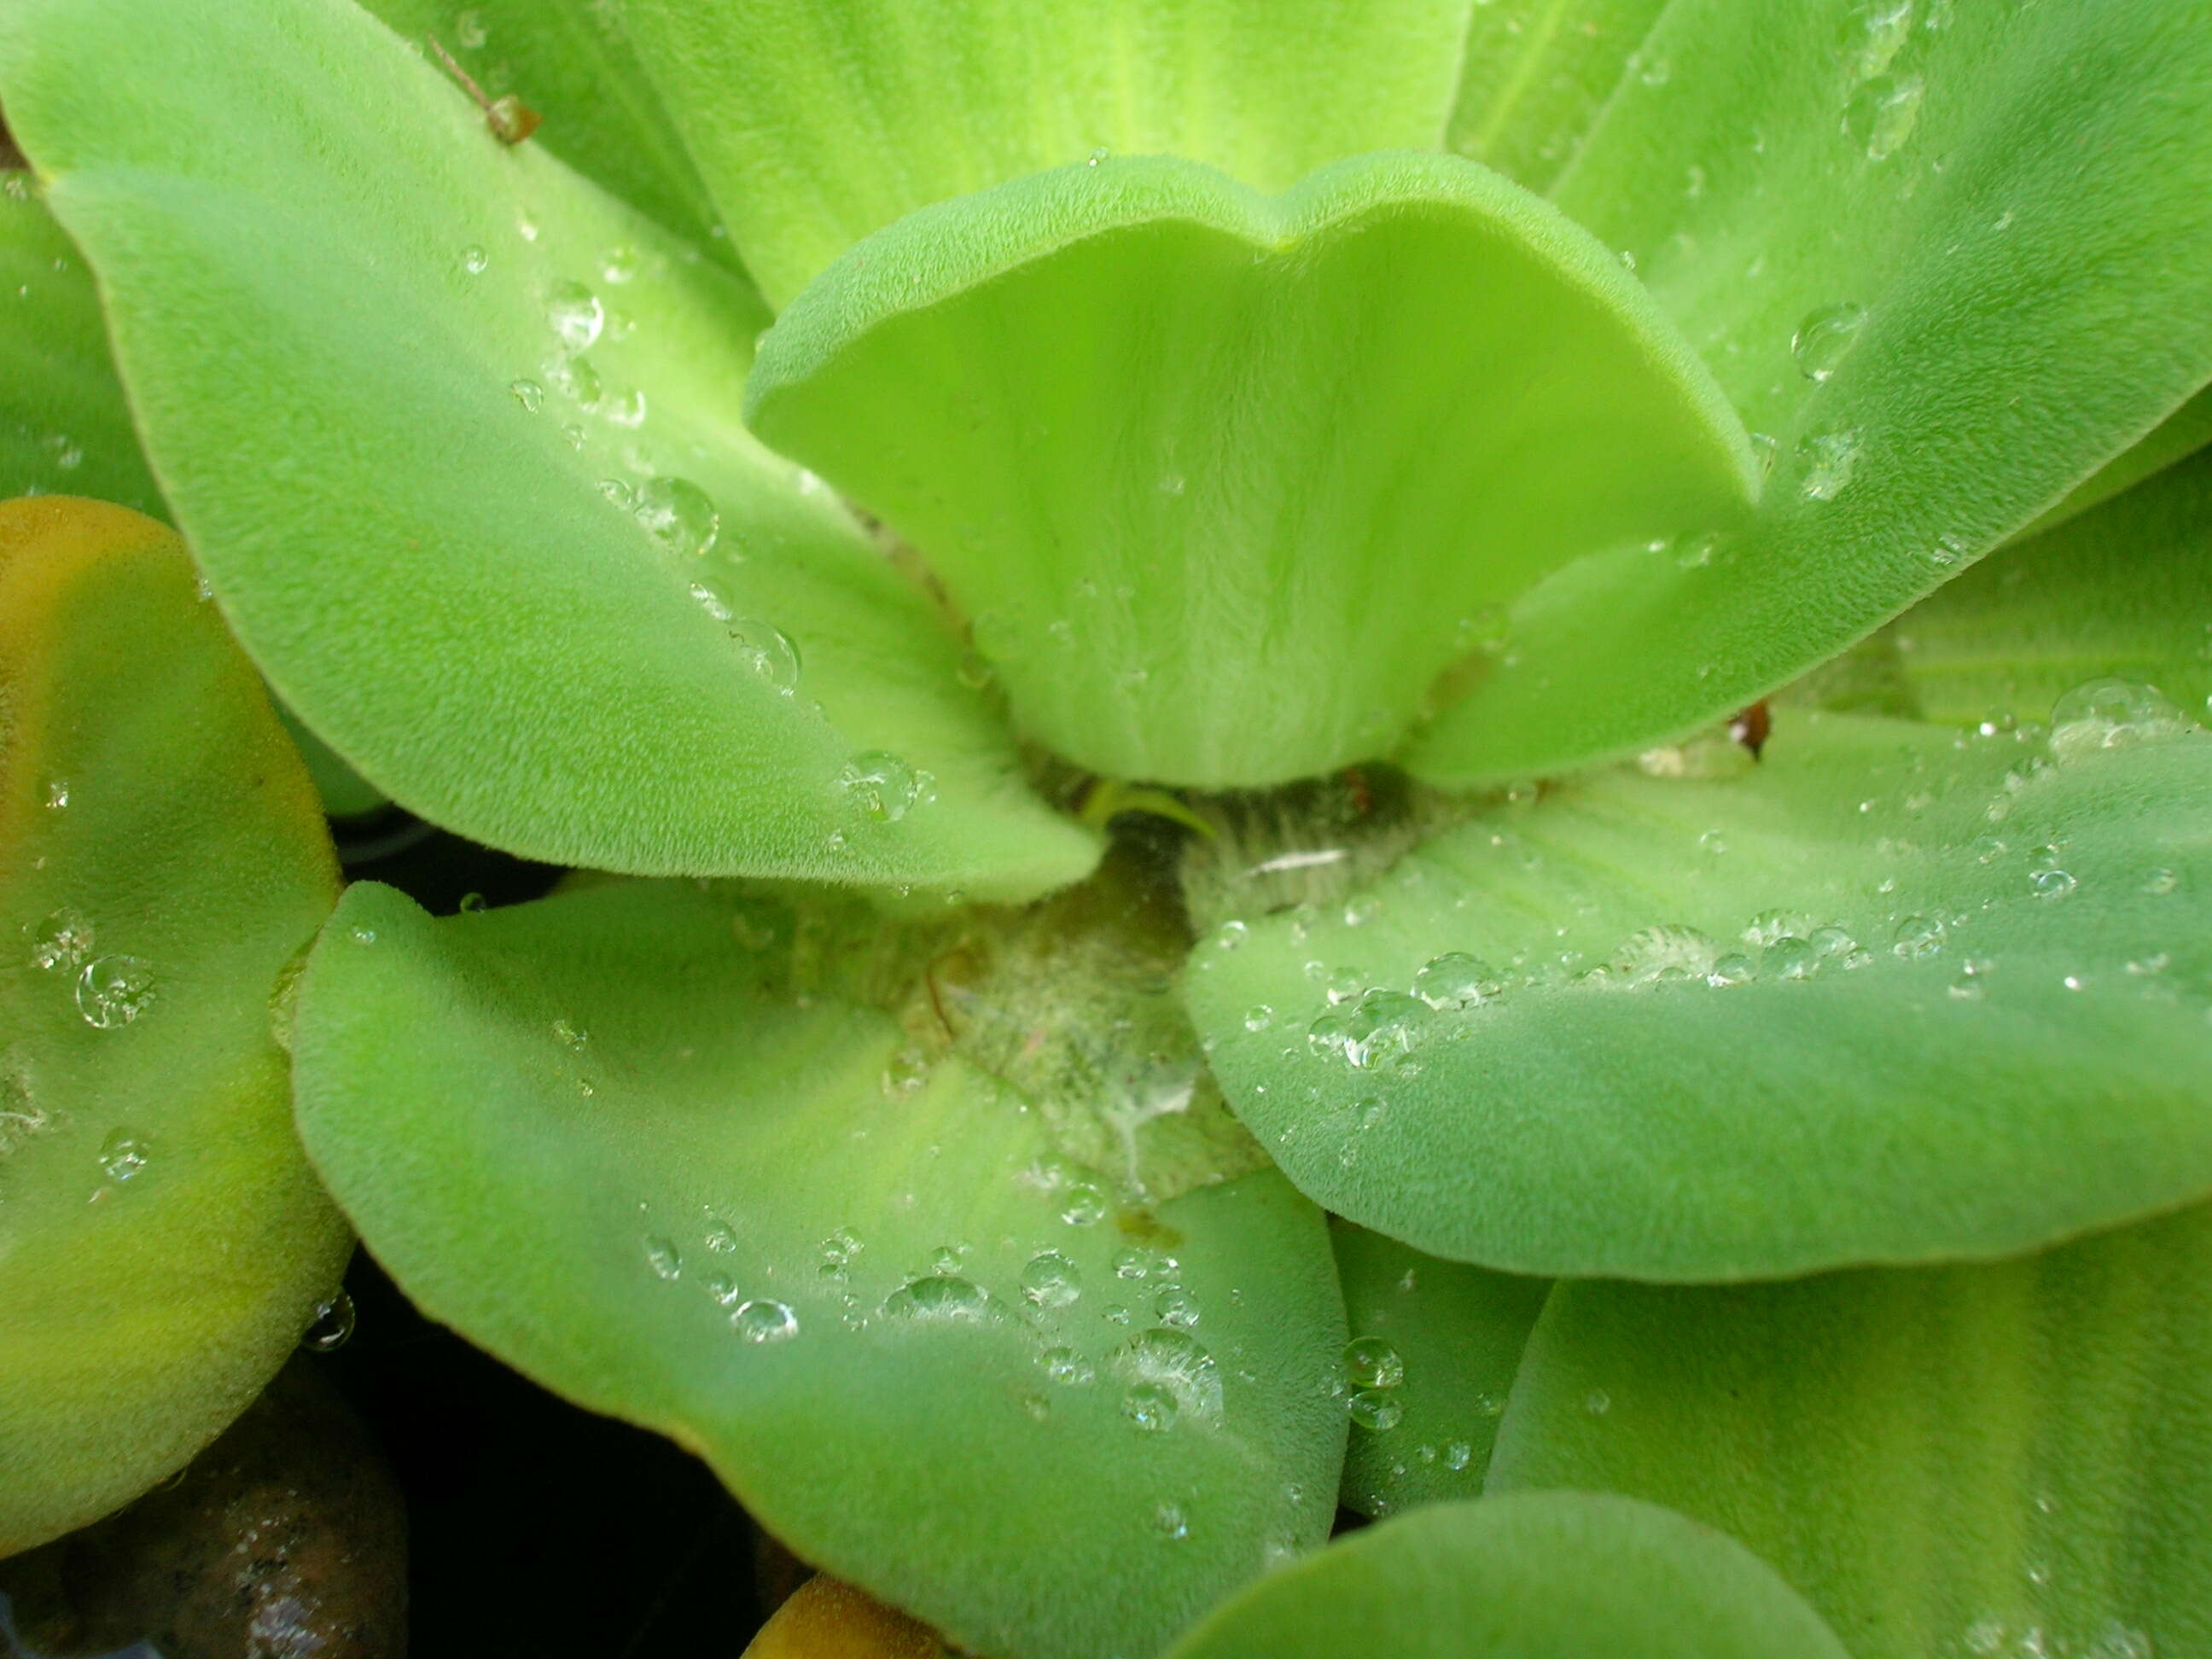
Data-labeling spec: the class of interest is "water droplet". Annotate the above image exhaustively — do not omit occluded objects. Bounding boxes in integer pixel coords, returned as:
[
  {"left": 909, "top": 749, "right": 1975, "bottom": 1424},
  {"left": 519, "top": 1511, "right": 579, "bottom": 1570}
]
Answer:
[
  {"left": 1122, "top": 1383, "right": 1179, "bottom": 1432},
  {"left": 882, "top": 1046, "right": 929, "bottom": 1095},
  {"left": 1412, "top": 952, "right": 1500, "bottom": 1009},
  {"left": 1762, "top": 936, "right": 1819, "bottom": 981},
  {"left": 1060, "top": 1183, "right": 1106, "bottom": 1226},
  {"left": 1347, "top": 1389, "right": 1403, "bottom": 1431},
  {"left": 1797, "top": 429, "right": 1862, "bottom": 500},
  {"left": 27, "top": 907, "right": 93, "bottom": 971},
  {"left": 703, "top": 1219, "right": 737, "bottom": 1254},
  {"left": 2029, "top": 868, "right": 2076, "bottom": 902},
  {"left": 628, "top": 475, "right": 719, "bottom": 558},
  {"left": 1086, "top": 146, "right": 1109, "bottom": 166},
  {"left": 723, "top": 1299, "right": 795, "bottom": 1344},
  {"left": 2049, "top": 678, "right": 2193, "bottom": 760},
  {"left": 76, "top": 956, "right": 154, "bottom": 1028},
  {"left": 1707, "top": 952, "right": 1757, "bottom": 987},
  {"left": 600, "top": 245, "right": 640, "bottom": 284},
  {"left": 300, "top": 1291, "right": 356, "bottom": 1352},
  {"left": 453, "top": 7, "right": 489, "bottom": 48},
  {"left": 1791, "top": 301, "right": 1867, "bottom": 381},
  {"left": 1242, "top": 1004, "right": 1274, "bottom": 1033},
  {"left": 509, "top": 378, "right": 544, "bottom": 413},
  {"left": 1845, "top": 74, "right": 1924, "bottom": 160},
  {"left": 544, "top": 280, "right": 604, "bottom": 352},
  {"left": 822, "top": 1227, "right": 863, "bottom": 1267},
  {"left": 837, "top": 751, "right": 921, "bottom": 823},
  {"left": 1152, "top": 1500, "right": 1190, "bottom": 1540},
  {"left": 545, "top": 354, "right": 601, "bottom": 408},
  {"left": 1155, "top": 1289, "right": 1200, "bottom": 1329},
  {"left": 1343, "top": 1337, "right": 1405, "bottom": 1390},
  {"left": 883, "top": 1273, "right": 993, "bottom": 1322},
  {"left": 96, "top": 1127, "right": 151, "bottom": 1182},
  {"left": 551, "top": 1017, "right": 588, "bottom": 1051},
  {"left": 1021, "top": 1250, "right": 1082, "bottom": 1308},
  {"left": 460, "top": 243, "right": 489, "bottom": 276},
  {"left": 2143, "top": 867, "right": 2180, "bottom": 896},
  {"left": 1444, "top": 1440, "right": 1475, "bottom": 1472},
  {"left": 644, "top": 1236, "right": 682, "bottom": 1280},
  {"left": 1849, "top": 0, "right": 1916, "bottom": 79},
  {"left": 725, "top": 619, "right": 801, "bottom": 692},
  {"left": 1584, "top": 1388, "right": 1613, "bottom": 1416},
  {"left": 1892, "top": 915, "right": 1946, "bottom": 959},
  {"left": 1039, "top": 1347, "right": 1096, "bottom": 1387},
  {"left": 1809, "top": 925, "right": 1857, "bottom": 959},
  {"left": 603, "top": 387, "right": 648, "bottom": 428},
  {"left": 1615, "top": 924, "right": 1720, "bottom": 987},
  {"left": 349, "top": 925, "right": 378, "bottom": 946},
  {"left": 1113, "top": 1328, "right": 1222, "bottom": 1428}
]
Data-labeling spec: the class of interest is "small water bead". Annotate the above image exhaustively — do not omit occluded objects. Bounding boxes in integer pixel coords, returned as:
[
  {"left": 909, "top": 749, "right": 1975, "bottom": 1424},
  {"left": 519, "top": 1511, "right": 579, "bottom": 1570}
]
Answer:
[
  {"left": 1059, "top": 1183, "right": 1106, "bottom": 1226},
  {"left": 453, "top": 7, "right": 489, "bottom": 48},
  {"left": 644, "top": 1236, "right": 682, "bottom": 1280},
  {"left": 1347, "top": 1390, "right": 1403, "bottom": 1432},
  {"left": 1743, "top": 910, "right": 1815, "bottom": 950},
  {"left": 838, "top": 751, "right": 923, "bottom": 823},
  {"left": 1892, "top": 915, "right": 1946, "bottom": 959},
  {"left": 1707, "top": 952, "right": 1758, "bottom": 988},
  {"left": 1808, "top": 925, "right": 1858, "bottom": 960},
  {"left": 509, "top": 378, "right": 544, "bottom": 413},
  {"left": 732, "top": 1298, "right": 799, "bottom": 1343},
  {"left": 1443, "top": 1441, "right": 1476, "bottom": 1473},
  {"left": 461, "top": 243, "right": 489, "bottom": 276},
  {"left": 633, "top": 476, "right": 719, "bottom": 557},
  {"left": 1152, "top": 1502, "right": 1190, "bottom": 1541},
  {"left": 1242, "top": 1004, "right": 1274, "bottom": 1033},
  {"left": 604, "top": 387, "right": 649, "bottom": 428},
  {"left": 1412, "top": 952, "right": 1500, "bottom": 1009},
  {"left": 1584, "top": 1389, "right": 1613, "bottom": 1416},
  {"left": 1155, "top": 1289, "right": 1201, "bottom": 1330},
  {"left": 1762, "top": 936, "right": 1819, "bottom": 981},
  {"left": 1844, "top": 74, "right": 1923, "bottom": 160},
  {"left": 822, "top": 1226, "right": 863, "bottom": 1269},
  {"left": 2143, "top": 867, "right": 2180, "bottom": 896},
  {"left": 1039, "top": 1347, "right": 1095, "bottom": 1386},
  {"left": 76, "top": 956, "right": 154, "bottom": 1028},
  {"left": 1797, "top": 429, "right": 1862, "bottom": 501},
  {"left": 725, "top": 619, "right": 801, "bottom": 693},
  {"left": 883, "top": 1273, "right": 993, "bottom": 1322},
  {"left": 27, "top": 907, "right": 93, "bottom": 971},
  {"left": 2048, "top": 678, "right": 2194, "bottom": 760},
  {"left": 1791, "top": 301, "right": 1867, "bottom": 381},
  {"left": 882, "top": 1045, "right": 929, "bottom": 1095},
  {"left": 545, "top": 354, "right": 601, "bottom": 408},
  {"left": 1973, "top": 835, "right": 2009, "bottom": 864},
  {"left": 1123, "top": 1383, "right": 1179, "bottom": 1433},
  {"left": 600, "top": 245, "right": 640, "bottom": 284},
  {"left": 929, "top": 1244, "right": 967, "bottom": 1276},
  {"left": 300, "top": 1290, "right": 357, "bottom": 1353},
  {"left": 1021, "top": 1251, "right": 1082, "bottom": 1308},
  {"left": 97, "top": 1128, "right": 151, "bottom": 1183},
  {"left": 43, "top": 777, "right": 68, "bottom": 810},
  {"left": 551, "top": 1017, "right": 588, "bottom": 1051},
  {"left": 2029, "top": 868, "right": 2077, "bottom": 901},
  {"left": 1343, "top": 1337, "right": 1405, "bottom": 1391},
  {"left": 704, "top": 1219, "right": 738, "bottom": 1254},
  {"left": 544, "top": 280, "right": 604, "bottom": 352}
]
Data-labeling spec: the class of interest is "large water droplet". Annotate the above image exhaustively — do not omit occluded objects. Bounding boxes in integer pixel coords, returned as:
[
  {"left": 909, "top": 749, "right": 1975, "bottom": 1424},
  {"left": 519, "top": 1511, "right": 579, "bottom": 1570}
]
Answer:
[
  {"left": 727, "top": 619, "right": 800, "bottom": 691},
  {"left": 1113, "top": 1328, "right": 1223, "bottom": 1428},
  {"left": 883, "top": 1273, "right": 994, "bottom": 1322},
  {"left": 1412, "top": 952, "right": 1500, "bottom": 1009},
  {"left": 544, "top": 280, "right": 604, "bottom": 352},
  {"left": 631, "top": 476, "right": 719, "bottom": 558},
  {"left": 1021, "top": 1250, "right": 1082, "bottom": 1308},
  {"left": 300, "top": 1290, "right": 357, "bottom": 1352},
  {"left": 76, "top": 956, "right": 154, "bottom": 1028},
  {"left": 1791, "top": 301, "right": 1867, "bottom": 381},
  {"left": 731, "top": 1298, "right": 800, "bottom": 1343},
  {"left": 838, "top": 751, "right": 922, "bottom": 823},
  {"left": 2048, "top": 678, "right": 2194, "bottom": 760},
  {"left": 1347, "top": 1389, "right": 1403, "bottom": 1431}
]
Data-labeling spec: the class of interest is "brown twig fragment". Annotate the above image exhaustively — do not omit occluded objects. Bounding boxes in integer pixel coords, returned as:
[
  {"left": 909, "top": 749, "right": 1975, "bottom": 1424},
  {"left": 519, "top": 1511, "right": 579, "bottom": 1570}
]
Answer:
[{"left": 428, "top": 35, "right": 542, "bottom": 146}]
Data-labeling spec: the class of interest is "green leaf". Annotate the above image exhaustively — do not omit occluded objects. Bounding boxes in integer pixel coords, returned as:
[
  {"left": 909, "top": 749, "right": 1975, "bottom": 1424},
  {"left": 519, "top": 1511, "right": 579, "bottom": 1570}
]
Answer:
[
  {"left": 0, "top": 498, "right": 349, "bottom": 1555},
  {"left": 1408, "top": 0, "right": 2212, "bottom": 783},
  {"left": 1892, "top": 451, "right": 2212, "bottom": 732},
  {"left": 2016, "top": 384, "right": 2212, "bottom": 542},
  {"left": 291, "top": 876, "right": 1345, "bottom": 1659},
  {"left": 621, "top": 0, "right": 1478, "bottom": 308},
  {"left": 0, "top": 178, "right": 160, "bottom": 515},
  {"left": 274, "top": 702, "right": 392, "bottom": 822},
  {"left": 357, "top": 0, "right": 736, "bottom": 259},
  {"left": 1163, "top": 1491, "right": 1854, "bottom": 1659},
  {"left": 1488, "top": 1200, "right": 2212, "bottom": 1659},
  {"left": 749, "top": 154, "right": 1755, "bottom": 789},
  {"left": 1446, "top": 0, "right": 1668, "bottom": 193},
  {"left": 0, "top": 0, "right": 1097, "bottom": 902},
  {"left": 1185, "top": 710, "right": 2212, "bottom": 1280},
  {"left": 1333, "top": 1222, "right": 1548, "bottom": 1518}
]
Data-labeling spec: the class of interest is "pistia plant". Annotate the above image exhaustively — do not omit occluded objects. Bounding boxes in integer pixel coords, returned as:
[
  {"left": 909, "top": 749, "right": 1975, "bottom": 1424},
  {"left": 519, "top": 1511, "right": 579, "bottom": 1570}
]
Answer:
[{"left": 3, "top": 0, "right": 2211, "bottom": 1654}]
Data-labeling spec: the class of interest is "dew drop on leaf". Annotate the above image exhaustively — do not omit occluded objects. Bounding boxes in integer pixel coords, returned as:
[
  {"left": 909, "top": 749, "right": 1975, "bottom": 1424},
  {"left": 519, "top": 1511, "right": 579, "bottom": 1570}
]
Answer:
[
  {"left": 1791, "top": 300, "right": 1868, "bottom": 381},
  {"left": 632, "top": 475, "right": 719, "bottom": 557},
  {"left": 76, "top": 956, "right": 154, "bottom": 1028},
  {"left": 727, "top": 620, "right": 801, "bottom": 692},
  {"left": 731, "top": 1298, "right": 799, "bottom": 1344},
  {"left": 544, "top": 280, "right": 603, "bottom": 352}
]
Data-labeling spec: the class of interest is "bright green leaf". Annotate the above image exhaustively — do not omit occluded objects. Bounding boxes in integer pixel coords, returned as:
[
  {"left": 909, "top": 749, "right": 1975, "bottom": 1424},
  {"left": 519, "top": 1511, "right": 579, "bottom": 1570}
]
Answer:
[
  {"left": 622, "top": 0, "right": 1477, "bottom": 307},
  {"left": 0, "top": 498, "right": 349, "bottom": 1555},
  {"left": 291, "top": 876, "right": 1345, "bottom": 1659},
  {"left": 274, "top": 701, "right": 391, "bottom": 822},
  {"left": 1410, "top": 0, "right": 2212, "bottom": 783},
  {"left": 358, "top": 0, "right": 736, "bottom": 259},
  {"left": 750, "top": 153, "right": 1755, "bottom": 789},
  {"left": 1333, "top": 1222, "right": 1547, "bottom": 1518},
  {"left": 1488, "top": 1201, "right": 2212, "bottom": 1659},
  {"left": 1446, "top": 0, "right": 1668, "bottom": 193},
  {"left": 0, "top": 0, "right": 1097, "bottom": 902},
  {"left": 0, "top": 178, "right": 159, "bottom": 515},
  {"left": 1186, "top": 710, "right": 2212, "bottom": 1280},
  {"left": 1163, "top": 1491, "right": 1854, "bottom": 1659},
  {"left": 1892, "top": 451, "right": 2212, "bottom": 732},
  {"left": 2017, "top": 384, "right": 2212, "bottom": 542}
]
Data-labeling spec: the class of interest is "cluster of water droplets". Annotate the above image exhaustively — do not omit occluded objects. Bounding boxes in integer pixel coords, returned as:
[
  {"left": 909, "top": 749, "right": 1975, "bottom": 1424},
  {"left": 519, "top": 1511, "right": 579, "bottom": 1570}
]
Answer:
[{"left": 25, "top": 896, "right": 159, "bottom": 1032}]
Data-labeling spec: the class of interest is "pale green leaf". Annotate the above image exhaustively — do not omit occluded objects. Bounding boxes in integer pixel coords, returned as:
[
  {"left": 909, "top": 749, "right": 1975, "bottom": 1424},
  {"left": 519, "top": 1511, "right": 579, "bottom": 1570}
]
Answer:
[
  {"left": 1333, "top": 1222, "right": 1547, "bottom": 1518},
  {"left": 2017, "top": 384, "right": 2212, "bottom": 542},
  {"left": 0, "top": 0, "right": 1096, "bottom": 901},
  {"left": 0, "top": 499, "right": 349, "bottom": 1555},
  {"left": 1489, "top": 1201, "right": 2212, "bottom": 1659},
  {"left": 1185, "top": 711, "right": 2212, "bottom": 1279},
  {"left": 749, "top": 154, "right": 1755, "bottom": 789},
  {"left": 622, "top": 0, "right": 1477, "bottom": 307},
  {"left": 1410, "top": 0, "right": 2212, "bottom": 783},
  {"left": 1446, "top": 0, "right": 1668, "bottom": 194},
  {"left": 291, "top": 876, "right": 1345, "bottom": 1659},
  {"left": 1163, "top": 1491, "right": 1854, "bottom": 1659}
]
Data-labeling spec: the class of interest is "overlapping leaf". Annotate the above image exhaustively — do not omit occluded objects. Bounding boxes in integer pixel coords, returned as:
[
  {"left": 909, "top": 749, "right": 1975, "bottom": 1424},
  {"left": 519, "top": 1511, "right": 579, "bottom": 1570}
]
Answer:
[
  {"left": 0, "top": 499, "right": 348, "bottom": 1554},
  {"left": 292, "top": 876, "right": 1344, "bottom": 1659},
  {"left": 0, "top": 0, "right": 1096, "bottom": 900},
  {"left": 1187, "top": 710, "right": 2212, "bottom": 1279},
  {"left": 1489, "top": 1201, "right": 2212, "bottom": 1659}
]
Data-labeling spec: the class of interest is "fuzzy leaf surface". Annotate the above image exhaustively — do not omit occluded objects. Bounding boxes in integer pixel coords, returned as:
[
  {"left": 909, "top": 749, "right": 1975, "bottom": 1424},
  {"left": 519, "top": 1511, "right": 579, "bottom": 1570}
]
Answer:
[
  {"left": 0, "top": 0, "right": 1095, "bottom": 900},
  {"left": 1411, "top": 0, "right": 2212, "bottom": 782},
  {"left": 1163, "top": 1491, "right": 1853, "bottom": 1659},
  {"left": 1489, "top": 1202, "right": 2212, "bottom": 1659},
  {"left": 291, "top": 878, "right": 1344, "bottom": 1659},
  {"left": 0, "top": 499, "right": 348, "bottom": 1555},
  {"left": 1188, "top": 711, "right": 2212, "bottom": 1279},
  {"left": 750, "top": 154, "right": 1754, "bottom": 789}
]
